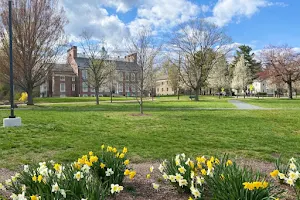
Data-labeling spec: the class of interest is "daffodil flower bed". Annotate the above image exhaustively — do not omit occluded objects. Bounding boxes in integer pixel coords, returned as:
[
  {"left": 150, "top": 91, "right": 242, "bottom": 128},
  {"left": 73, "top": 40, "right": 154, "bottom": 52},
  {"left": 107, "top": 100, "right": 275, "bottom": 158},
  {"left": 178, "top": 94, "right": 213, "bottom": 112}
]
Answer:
[
  {"left": 0, "top": 145, "right": 135, "bottom": 200},
  {"left": 148, "top": 154, "right": 282, "bottom": 200},
  {"left": 270, "top": 157, "right": 300, "bottom": 200}
]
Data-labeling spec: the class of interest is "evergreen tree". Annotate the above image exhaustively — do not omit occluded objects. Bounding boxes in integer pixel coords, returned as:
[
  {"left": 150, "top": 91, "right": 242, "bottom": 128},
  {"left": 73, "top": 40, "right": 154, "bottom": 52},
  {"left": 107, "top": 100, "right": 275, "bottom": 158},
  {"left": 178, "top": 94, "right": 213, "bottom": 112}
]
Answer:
[{"left": 231, "top": 45, "right": 261, "bottom": 81}]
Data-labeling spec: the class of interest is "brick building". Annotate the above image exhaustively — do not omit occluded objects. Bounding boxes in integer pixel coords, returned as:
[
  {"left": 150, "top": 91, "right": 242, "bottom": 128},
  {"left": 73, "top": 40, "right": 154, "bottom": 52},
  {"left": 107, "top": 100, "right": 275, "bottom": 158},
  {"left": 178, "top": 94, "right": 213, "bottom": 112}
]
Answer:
[{"left": 67, "top": 46, "right": 140, "bottom": 97}]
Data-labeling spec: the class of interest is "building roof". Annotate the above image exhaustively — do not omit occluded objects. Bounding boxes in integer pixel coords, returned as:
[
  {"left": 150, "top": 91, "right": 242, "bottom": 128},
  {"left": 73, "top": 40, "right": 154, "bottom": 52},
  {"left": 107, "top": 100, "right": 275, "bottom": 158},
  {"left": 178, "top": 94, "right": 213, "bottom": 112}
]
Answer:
[
  {"left": 52, "top": 64, "right": 74, "bottom": 73},
  {"left": 156, "top": 75, "right": 169, "bottom": 81},
  {"left": 75, "top": 57, "right": 139, "bottom": 72}
]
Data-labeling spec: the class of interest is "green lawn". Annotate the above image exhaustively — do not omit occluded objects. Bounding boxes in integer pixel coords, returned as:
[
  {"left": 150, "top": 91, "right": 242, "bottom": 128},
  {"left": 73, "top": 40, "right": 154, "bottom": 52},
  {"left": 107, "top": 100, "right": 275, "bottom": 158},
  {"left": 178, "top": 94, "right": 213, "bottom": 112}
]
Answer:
[
  {"left": 0, "top": 98, "right": 300, "bottom": 169},
  {"left": 240, "top": 98, "right": 300, "bottom": 108}
]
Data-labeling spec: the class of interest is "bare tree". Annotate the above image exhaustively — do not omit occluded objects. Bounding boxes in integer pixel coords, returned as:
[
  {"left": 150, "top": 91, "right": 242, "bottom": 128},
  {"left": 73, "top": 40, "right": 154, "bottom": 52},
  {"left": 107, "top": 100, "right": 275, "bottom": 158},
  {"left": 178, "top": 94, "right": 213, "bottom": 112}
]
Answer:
[
  {"left": 231, "top": 54, "right": 251, "bottom": 98},
  {"left": 261, "top": 45, "right": 300, "bottom": 99},
  {"left": 207, "top": 54, "right": 230, "bottom": 98},
  {"left": 0, "top": 0, "right": 67, "bottom": 105},
  {"left": 162, "top": 59, "right": 181, "bottom": 99},
  {"left": 172, "top": 19, "right": 231, "bottom": 101},
  {"left": 79, "top": 31, "right": 116, "bottom": 105},
  {"left": 128, "top": 28, "right": 160, "bottom": 114}
]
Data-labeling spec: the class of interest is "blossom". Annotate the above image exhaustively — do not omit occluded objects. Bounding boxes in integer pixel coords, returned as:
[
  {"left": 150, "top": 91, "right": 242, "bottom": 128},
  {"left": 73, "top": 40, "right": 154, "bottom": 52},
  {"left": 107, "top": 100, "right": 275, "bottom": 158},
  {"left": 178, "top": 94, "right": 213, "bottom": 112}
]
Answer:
[
  {"left": 201, "top": 169, "right": 207, "bottom": 176},
  {"left": 60, "top": 189, "right": 66, "bottom": 198},
  {"left": 32, "top": 176, "right": 37, "bottom": 182},
  {"left": 23, "top": 165, "right": 29, "bottom": 173},
  {"left": 270, "top": 170, "right": 279, "bottom": 179},
  {"left": 152, "top": 183, "right": 159, "bottom": 190},
  {"left": 207, "top": 161, "right": 213, "bottom": 170},
  {"left": 0, "top": 183, "right": 6, "bottom": 191},
  {"left": 196, "top": 156, "right": 206, "bottom": 164},
  {"left": 105, "top": 168, "right": 114, "bottom": 176},
  {"left": 124, "top": 169, "right": 130, "bottom": 176},
  {"left": 286, "top": 178, "right": 295, "bottom": 186},
  {"left": 107, "top": 146, "right": 113, "bottom": 152},
  {"left": 101, "top": 144, "right": 105, "bottom": 149},
  {"left": 54, "top": 163, "right": 62, "bottom": 173},
  {"left": 288, "top": 171, "right": 299, "bottom": 180},
  {"left": 119, "top": 153, "right": 125, "bottom": 159},
  {"left": 90, "top": 156, "right": 98, "bottom": 163},
  {"left": 123, "top": 147, "right": 128, "bottom": 154},
  {"left": 74, "top": 172, "right": 83, "bottom": 181},
  {"left": 110, "top": 184, "right": 123, "bottom": 194},
  {"left": 169, "top": 175, "right": 176, "bottom": 182},
  {"left": 179, "top": 179, "right": 188, "bottom": 187},
  {"left": 196, "top": 176, "right": 204, "bottom": 185},
  {"left": 100, "top": 163, "right": 106, "bottom": 169},
  {"left": 124, "top": 160, "right": 130, "bottom": 165},
  {"left": 37, "top": 175, "right": 43, "bottom": 183},
  {"left": 178, "top": 166, "right": 186, "bottom": 174},
  {"left": 162, "top": 173, "right": 168, "bottom": 180},
  {"left": 226, "top": 160, "right": 233, "bottom": 166},
  {"left": 190, "top": 171, "right": 195, "bottom": 179},
  {"left": 146, "top": 174, "right": 151, "bottom": 179},
  {"left": 81, "top": 164, "right": 90, "bottom": 173},
  {"left": 129, "top": 171, "right": 136, "bottom": 179},
  {"left": 51, "top": 182, "right": 60, "bottom": 193},
  {"left": 158, "top": 164, "right": 164, "bottom": 173},
  {"left": 278, "top": 173, "right": 286, "bottom": 180},
  {"left": 188, "top": 197, "right": 193, "bottom": 200},
  {"left": 89, "top": 151, "right": 93, "bottom": 156},
  {"left": 191, "top": 187, "right": 201, "bottom": 198},
  {"left": 290, "top": 163, "right": 297, "bottom": 171},
  {"left": 112, "top": 148, "right": 117, "bottom": 153},
  {"left": 150, "top": 166, "right": 154, "bottom": 173},
  {"left": 30, "top": 195, "right": 40, "bottom": 200},
  {"left": 5, "top": 179, "right": 12, "bottom": 186},
  {"left": 175, "top": 173, "right": 183, "bottom": 181}
]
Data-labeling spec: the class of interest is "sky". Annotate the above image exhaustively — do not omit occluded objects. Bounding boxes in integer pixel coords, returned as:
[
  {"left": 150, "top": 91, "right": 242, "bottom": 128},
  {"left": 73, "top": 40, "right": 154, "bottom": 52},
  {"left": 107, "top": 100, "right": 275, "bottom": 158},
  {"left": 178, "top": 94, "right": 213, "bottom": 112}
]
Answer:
[{"left": 61, "top": 0, "right": 300, "bottom": 55}]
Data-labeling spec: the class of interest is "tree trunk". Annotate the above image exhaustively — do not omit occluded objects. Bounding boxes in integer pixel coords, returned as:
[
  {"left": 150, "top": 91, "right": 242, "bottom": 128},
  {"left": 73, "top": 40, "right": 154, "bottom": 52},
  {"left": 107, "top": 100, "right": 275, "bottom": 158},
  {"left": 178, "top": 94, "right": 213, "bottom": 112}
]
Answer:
[
  {"left": 177, "top": 88, "right": 180, "bottom": 100},
  {"left": 27, "top": 87, "right": 34, "bottom": 105},
  {"left": 140, "top": 94, "right": 143, "bottom": 114},
  {"left": 288, "top": 81, "right": 293, "bottom": 99},
  {"left": 194, "top": 87, "right": 199, "bottom": 101},
  {"left": 95, "top": 89, "right": 100, "bottom": 105},
  {"left": 110, "top": 91, "right": 113, "bottom": 103}
]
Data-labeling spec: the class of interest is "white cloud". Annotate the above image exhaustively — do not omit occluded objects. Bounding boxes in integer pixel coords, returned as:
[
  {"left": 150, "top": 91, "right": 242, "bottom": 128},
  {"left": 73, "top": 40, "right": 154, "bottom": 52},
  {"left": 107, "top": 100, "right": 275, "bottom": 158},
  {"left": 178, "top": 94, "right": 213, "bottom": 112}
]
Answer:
[
  {"left": 207, "top": 0, "right": 288, "bottom": 27},
  {"left": 99, "top": 0, "right": 140, "bottom": 13}
]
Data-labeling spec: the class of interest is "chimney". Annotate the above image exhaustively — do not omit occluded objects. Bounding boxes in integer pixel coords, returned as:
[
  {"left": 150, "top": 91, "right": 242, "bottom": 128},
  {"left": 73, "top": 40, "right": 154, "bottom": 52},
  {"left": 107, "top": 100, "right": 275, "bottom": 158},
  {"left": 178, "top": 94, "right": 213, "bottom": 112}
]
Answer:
[{"left": 67, "top": 46, "right": 77, "bottom": 59}]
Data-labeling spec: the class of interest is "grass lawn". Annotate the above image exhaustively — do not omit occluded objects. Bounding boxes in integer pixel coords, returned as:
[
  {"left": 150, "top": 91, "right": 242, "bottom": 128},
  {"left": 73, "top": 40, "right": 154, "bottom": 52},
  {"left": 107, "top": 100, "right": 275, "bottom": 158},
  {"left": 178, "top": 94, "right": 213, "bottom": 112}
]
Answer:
[
  {"left": 240, "top": 98, "right": 300, "bottom": 108},
  {"left": 0, "top": 98, "right": 300, "bottom": 169}
]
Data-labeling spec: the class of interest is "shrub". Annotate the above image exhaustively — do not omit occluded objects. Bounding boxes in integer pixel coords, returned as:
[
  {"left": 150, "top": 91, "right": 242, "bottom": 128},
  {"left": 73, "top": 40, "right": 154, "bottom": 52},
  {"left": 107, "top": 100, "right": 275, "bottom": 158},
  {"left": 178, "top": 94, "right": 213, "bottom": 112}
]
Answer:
[
  {"left": 271, "top": 157, "right": 300, "bottom": 199},
  {"left": 1, "top": 144, "right": 134, "bottom": 200}
]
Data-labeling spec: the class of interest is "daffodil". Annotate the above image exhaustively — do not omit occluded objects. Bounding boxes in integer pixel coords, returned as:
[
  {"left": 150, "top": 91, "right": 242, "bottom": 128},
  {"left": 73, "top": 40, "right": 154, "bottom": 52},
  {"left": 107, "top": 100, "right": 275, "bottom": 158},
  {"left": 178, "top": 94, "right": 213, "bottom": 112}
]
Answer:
[
  {"left": 123, "top": 147, "right": 128, "bottom": 154},
  {"left": 146, "top": 174, "right": 151, "bottom": 179},
  {"left": 129, "top": 171, "right": 136, "bottom": 179},
  {"left": 112, "top": 148, "right": 117, "bottom": 153},
  {"left": 119, "top": 153, "right": 125, "bottom": 159},
  {"left": 150, "top": 166, "right": 154, "bottom": 173},
  {"left": 178, "top": 179, "right": 188, "bottom": 187},
  {"left": 158, "top": 164, "right": 164, "bottom": 173},
  {"left": 178, "top": 166, "right": 186, "bottom": 174},
  {"left": 89, "top": 156, "right": 98, "bottom": 163},
  {"left": 270, "top": 170, "right": 279, "bottom": 179},
  {"left": 201, "top": 169, "right": 207, "bottom": 176},
  {"left": 162, "top": 173, "right": 168, "bottom": 180},
  {"left": 152, "top": 183, "right": 159, "bottom": 190},
  {"left": 74, "top": 172, "right": 83, "bottom": 181},
  {"left": 191, "top": 187, "right": 201, "bottom": 198},
  {"left": 51, "top": 182, "right": 60, "bottom": 193},
  {"left": 32, "top": 176, "right": 37, "bottom": 182},
  {"left": 100, "top": 163, "right": 106, "bottom": 169},
  {"left": 37, "top": 175, "right": 43, "bottom": 183},
  {"left": 226, "top": 160, "right": 233, "bottom": 166},
  {"left": 30, "top": 195, "right": 40, "bottom": 200},
  {"left": 286, "top": 178, "right": 295, "bottom": 186},
  {"left": 89, "top": 151, "right": 93, "bottom": 156},
  {"left": 124, "top": 169, "right": 130, "bottom": 176},
  {"left": 110, "top": 184, "right": 123, "bottom": 194},
  {"left": 169, "top": 175, "right": 176, "bottom": 182},
  {"left": 105, "top": 168, "right": 114, "bottom": 177},
  {"left": 101, "top": 144, "right": 105, "bottom": 150},
  {"left": 124, "top": 159, "right": 130, "bottom": 165}
]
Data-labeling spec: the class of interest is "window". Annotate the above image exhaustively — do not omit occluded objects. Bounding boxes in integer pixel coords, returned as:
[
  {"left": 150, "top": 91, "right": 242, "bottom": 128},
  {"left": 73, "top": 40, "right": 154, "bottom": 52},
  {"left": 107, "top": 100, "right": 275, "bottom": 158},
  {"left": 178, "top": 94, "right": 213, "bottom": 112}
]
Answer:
[
  {"left": 119, "top": 83, "right": 123, "bottom": 92},
  {"left": 131, "top": 73, "right": 135, "bottom": 81},
  {"left": 72, "top": 84, "right": 75, "bottom": 91},
  {"left": 167, "top": 88, "right": 169, "bottom": 91},
  {"left": 60, "top": 83, "right": 65, "bottom": 92},
  {"left": 125, "top": 84, "right": 129, "bottom": 92},
  {"left": 162, "top": 82, "right": 163, "bottom": 85},
  {"left": 125, "top": 73, "right": 129, "bottom": 81},
  {"left": 72, "top": 77, "right": 76, "bottom": 81},
  {"left": 131, "top": 85, "right": 136, "bottom": 92},
  {"left": 82, "top": 70, "right": 88, "bottom": 80},
  {"left": 162, "top": 88, "right": 164, "bottom": 92},
  {"left": 119, "top": 72, "right": 123, "bottom": 81},
  {"left": 60, "top": 76, "right": 65, "bottom": 81},
  {"left": 82, "top": 82, "right": 88, "bottom": 92}
]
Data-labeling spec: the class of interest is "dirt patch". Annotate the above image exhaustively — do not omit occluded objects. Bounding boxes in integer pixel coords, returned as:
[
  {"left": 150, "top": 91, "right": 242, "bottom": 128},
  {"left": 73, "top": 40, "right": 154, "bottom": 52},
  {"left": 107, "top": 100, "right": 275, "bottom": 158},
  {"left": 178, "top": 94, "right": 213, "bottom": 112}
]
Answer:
[
  {"left": 0, "top": 168, "right": 15, "bottom": 199},
  {"left": 128, "top": 113, "right": 152, "bottom": 117}
]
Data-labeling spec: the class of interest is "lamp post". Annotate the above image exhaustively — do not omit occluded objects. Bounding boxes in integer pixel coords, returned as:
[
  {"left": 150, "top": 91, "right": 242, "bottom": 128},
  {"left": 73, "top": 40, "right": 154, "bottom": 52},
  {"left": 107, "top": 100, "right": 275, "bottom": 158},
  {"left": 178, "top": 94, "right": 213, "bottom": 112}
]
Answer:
[
  {"left": 3, "top": 0, "right": 22, "bottom": 127},
  {"left": 8, "top": 0, "right": 15, "bottom": 118}
]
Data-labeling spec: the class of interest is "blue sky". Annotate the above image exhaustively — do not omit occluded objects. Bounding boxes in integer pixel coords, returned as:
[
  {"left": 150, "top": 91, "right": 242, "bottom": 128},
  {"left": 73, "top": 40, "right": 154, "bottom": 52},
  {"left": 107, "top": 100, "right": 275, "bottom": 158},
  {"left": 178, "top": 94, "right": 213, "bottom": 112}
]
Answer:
[{"left": 62, "top": 0, "right": 300, "bottom": 53}]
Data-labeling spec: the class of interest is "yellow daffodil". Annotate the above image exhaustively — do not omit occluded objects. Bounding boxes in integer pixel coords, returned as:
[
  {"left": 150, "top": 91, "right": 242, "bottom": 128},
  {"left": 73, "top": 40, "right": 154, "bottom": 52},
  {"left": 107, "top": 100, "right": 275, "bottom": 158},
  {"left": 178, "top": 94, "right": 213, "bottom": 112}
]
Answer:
[
  {"left": 196, "top": 156, "right": 206, "bottom": 164},
  {"left": 188, "top": 197, "right": 193, "bottom": 200},
  {"left": 89, "top": 151, "right": 93, "bottom": 156},
  {"left": 124, "top": 159, "right": 130, "bottom": 165},
  {"left": 100, "top": 163, "right": 106, "bottom": 169},
  {"left": 124, "top": 169, "right": 130, "bottom": 176},
  {"left": 215, "top": 158, "right": 220, "bottom": 165},
  {"left": 226, "top": 160, "right": 233, "bottom": 166},
  {"left": 270, "top": 170, "right": 279, "bottom": 178},
  {"left": 53, "top": 163, "right": 61, "bottom": 172},
  {"left": 119, "top": 153, "right": 125, "bottom": 159},
  {"left": 101, "top": 144, "right": 105, "bottom": 150},
  {"left": 150, "top": 166, "right": 154, "bottom": 173},
  {"left": 37, "top": 175, "right": 43, "bottom": 183},
  {"left": 112, "top": 148, "right": 117, "bottom": 153},
  {"left": 89, "top": 156, "right": 98, "bottom": 163},
  {"left": 32, "top": 176, "right": 37, "bottom": 182},
  {"left": 107, "top": 146, "right": 113, "bottom": 152},
  {"left": 146, "top": 174, "right": 151, "bottom": 179},
  {"left": 123, "top": 147, "right": 128, "bottom": 154},
  {"left": 207, "top": 161, "right": 213, "bottom": 170},
  {"left": 129, "top": 171, "right": 136, "bottom": 179},
  {"left": 30, "top": 195, "right": 40, "bottom": 200},
  {"left": 201, "top": 169, "right": 207, "bottom": 176}
]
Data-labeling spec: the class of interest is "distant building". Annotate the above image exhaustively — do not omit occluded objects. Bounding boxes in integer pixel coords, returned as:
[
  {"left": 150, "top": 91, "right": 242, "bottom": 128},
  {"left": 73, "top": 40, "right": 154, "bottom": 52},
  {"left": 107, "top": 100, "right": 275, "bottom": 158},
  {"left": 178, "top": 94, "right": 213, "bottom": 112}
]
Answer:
[
  {"left": 40, "top": 64, "right": 77, "bottom": 97},
  {"left": 156, "top": 75, "right": 175, "bottom": 96}
]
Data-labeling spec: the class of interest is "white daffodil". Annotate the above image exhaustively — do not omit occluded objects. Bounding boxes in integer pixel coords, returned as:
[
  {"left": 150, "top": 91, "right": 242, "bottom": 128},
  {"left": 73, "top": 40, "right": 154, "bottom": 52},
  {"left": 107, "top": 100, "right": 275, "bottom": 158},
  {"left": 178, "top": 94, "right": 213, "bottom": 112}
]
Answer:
[
  {"left": 105, "top": 168, "right": 114, "bottom": 177},
  {"left": 52, "top": 182, "right": 60, "bottom": 193},
  {"left": 23, "top": 165, "right": 29, "bottom": 173},
  {"left": 178, "top": 166, "right": 186, "bottom": 174},
  {"left": 60, "top": 189, "right": 66, "bottom": 198},
  {"left": 152, "top": 183, "right": 159, "bottom": 190},
  {"left": 158, "top": 164, "right": 164, "bottom": 173},
  {"left": 169, "top": 175, "right": 176, "bottom": 182},
  {"left": 175, "top": 173, "right": 183, "bottom": 181},
  {"left": 81, "top": 164, "right": 90, "bottom": 173},
  {"left": 0, "top": 183, "right": 6, "bottom": 191},
  {"left": 290, "top": 163, "right": 297, "bottom": 171},
  {"left": 191, "top": 187, "right": 201, "bottom": 198},
  {"left": 110, "top": 184, "right": 123, "bottom": 194},
  {"left": 162, "top": 173, "right": 168, "bottom": 180},
  {"left": 278, "top": 173, "right": 286, "bottom": 180},
  {"left": 74, "top": 172, "right": 84, "bottom": 181},
  {"left": 179, "top": 179, "right": 188, "bottom": 187},
  {"left": 286, "top": 178, "right": 295, "bottom": 186}
]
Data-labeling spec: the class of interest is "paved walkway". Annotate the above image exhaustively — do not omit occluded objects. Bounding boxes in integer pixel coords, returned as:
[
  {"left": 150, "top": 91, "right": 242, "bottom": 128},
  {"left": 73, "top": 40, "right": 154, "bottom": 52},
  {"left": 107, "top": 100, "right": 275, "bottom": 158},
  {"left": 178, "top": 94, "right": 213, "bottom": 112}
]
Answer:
[{"left": 229, "top": 100, "right": 263, "bottom": 110}]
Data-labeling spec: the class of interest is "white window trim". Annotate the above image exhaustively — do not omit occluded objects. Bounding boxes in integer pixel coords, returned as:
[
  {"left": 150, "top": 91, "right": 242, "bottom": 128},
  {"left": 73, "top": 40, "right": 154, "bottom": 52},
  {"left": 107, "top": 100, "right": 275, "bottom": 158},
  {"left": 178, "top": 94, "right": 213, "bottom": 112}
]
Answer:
[
  {"left": 72, "top": 84, "right": 75, "bottom": 91},
  {"left": 82, "top": 82, "right": 88, "bottom": 92},
  {"left": 72, "top": 77, "right": 76, "bottom": 81},
  {"left": 60, "top": 76, "right": 65, "bottom": 81},
  {"left": 60, "top": 83, "right": 65, "bottom": 92}
]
